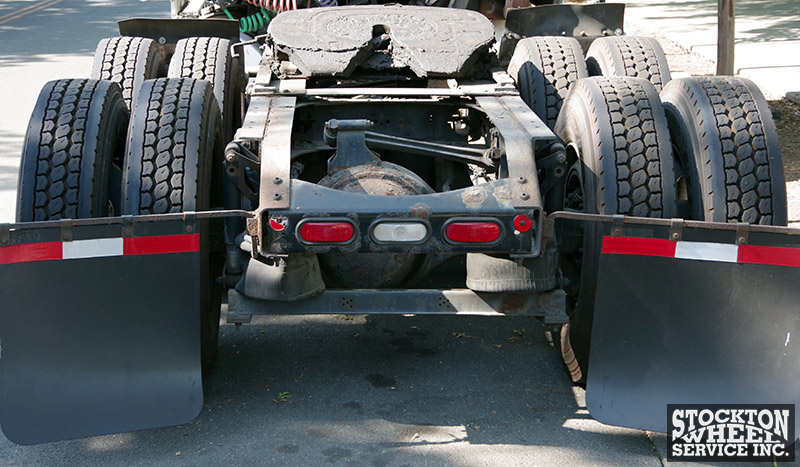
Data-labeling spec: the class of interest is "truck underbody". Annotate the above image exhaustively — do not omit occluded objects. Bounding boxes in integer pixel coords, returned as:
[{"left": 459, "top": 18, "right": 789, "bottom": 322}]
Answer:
[{"left": 0, "top": 1, "right": 798, "bottom": 451}]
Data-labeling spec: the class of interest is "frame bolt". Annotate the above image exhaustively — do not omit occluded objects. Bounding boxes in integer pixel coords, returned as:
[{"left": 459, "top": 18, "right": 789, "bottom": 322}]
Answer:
[
  {"left": 517, "top": 176, "right": 527, "bottom": 184},
  {"left": 273, "top": 193, "right": 282, "bottom": 200},
  {"left": 671, "top": 232, "right": 680, "bottom": 240},
  {"left": 225, "top": 152, "right": 238, "bottom": 163},
  {"left": 519, "top": 192, "right": 530, "bottom": 200},
  {"left": 273, "top": 177, "right": 283, "bottom": 185}
]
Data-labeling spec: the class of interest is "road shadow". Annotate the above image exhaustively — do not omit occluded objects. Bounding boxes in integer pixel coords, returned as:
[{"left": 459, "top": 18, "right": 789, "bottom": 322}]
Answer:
[
  {"left": 630, "top": 0, "right": 800, "bottom": 43},
  {"left": 0, "top": 0, "right": 167, "bottom": 67},
  {"left": 0, "top": 314, "right": 662, "bottom": 466}
]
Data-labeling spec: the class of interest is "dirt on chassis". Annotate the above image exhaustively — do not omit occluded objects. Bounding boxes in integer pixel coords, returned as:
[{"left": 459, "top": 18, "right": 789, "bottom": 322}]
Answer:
[{"left": 1, "top": 4, "right": 800, "bottom": 451}]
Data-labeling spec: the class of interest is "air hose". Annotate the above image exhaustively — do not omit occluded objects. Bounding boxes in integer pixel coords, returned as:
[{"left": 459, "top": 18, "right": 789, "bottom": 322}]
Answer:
[
  {"left": 240, "top": 0, "right": 298, "bottom": 13},
  {"left": 225, "top": 8, "right": 273, "bottom": 32}
]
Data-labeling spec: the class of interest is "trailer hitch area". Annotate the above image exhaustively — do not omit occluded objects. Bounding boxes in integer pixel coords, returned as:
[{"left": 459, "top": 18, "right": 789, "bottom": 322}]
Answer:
[
  {"left": 578, "top": 215, "right": 800, "bottom": 434},
  {"left": 0, "top": 218, "right": 204, "bottom": 445}
]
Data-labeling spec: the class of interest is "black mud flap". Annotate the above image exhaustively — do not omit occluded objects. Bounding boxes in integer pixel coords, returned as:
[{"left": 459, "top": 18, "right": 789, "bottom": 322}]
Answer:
[
  {"left": 585, "top": 218, "right": 800, "bottom": 433},
  {"left": 0, "top": 218, "right": 203, "bottom": 445}
]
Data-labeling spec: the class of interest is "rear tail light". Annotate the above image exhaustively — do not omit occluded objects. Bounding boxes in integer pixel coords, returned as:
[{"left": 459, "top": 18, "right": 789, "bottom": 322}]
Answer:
[
  {"left": 372, "top": 222, "right": 428, "bottom": 243},
  {"left": 298, "top": 221, "right": 355, "bottom": 244},
  {"left": 444, "top": 221, "right": 501, "bottom": 243}
]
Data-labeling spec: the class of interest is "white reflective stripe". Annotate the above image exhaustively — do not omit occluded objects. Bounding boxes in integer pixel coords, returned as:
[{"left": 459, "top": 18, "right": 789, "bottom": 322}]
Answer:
[
  {"left": 674, "top": 241, "right": 739, "bottom": 263},
  {"left": 62, "top": 238, "right": 124, "bottom": 259}
]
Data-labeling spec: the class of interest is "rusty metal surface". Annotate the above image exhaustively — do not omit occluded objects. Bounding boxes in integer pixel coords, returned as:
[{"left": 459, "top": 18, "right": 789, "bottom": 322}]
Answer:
[
  {"left": 226, "top": 288, "right": 567, "bottom": 323},
  {"left": 262, "top": 180, "right": 539, "bottom": 256},
  {"left": 267, "top": 5, "right": 495, "bottom": 78},
  {"left": 476, "top": 96, "right": 552, "bottom": 210},
  {"left": 234, "top": 95, "right": 270, "bottom": 142},
  {"left": 258, "top": 97, "right": 296, "bottom": 211}
]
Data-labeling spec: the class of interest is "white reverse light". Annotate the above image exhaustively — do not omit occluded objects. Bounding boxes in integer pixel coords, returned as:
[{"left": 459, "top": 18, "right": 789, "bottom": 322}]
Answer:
[{"left": 372, "top": 222, "right": 428, "bottom": 243}]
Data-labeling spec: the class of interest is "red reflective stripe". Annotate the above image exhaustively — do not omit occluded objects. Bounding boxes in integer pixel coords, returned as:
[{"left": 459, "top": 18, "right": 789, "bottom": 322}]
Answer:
[
  {"left": 123, "top": 234, "right": 199, "bottom": 255},
  {"left": 0, "top": 241, "right": 62, "bottom": 264},
  {"left": 737, "top": 244, "right": 800, "bottom": 268},
  {"left": 601, "top": 236, "right": 677, "bottom": 258}
]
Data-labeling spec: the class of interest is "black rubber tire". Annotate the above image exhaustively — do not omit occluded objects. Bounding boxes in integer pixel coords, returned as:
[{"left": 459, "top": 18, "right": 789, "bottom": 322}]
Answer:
[
  {"left": 91, "top": 36, "right": 165, "bottom": 108},
  {"left": 168, "top": 37, "right": 239, "bottom": 141},
  {"left": 17, "top": 79, "right": 129, "bottom": 222},
  {"left": 123, "top": 78, "right": 224, "bottom": 372},
  {"left": 554, "top": 76, "right": 676, "bottom": 384},
  {"left": 507, "top": 37, "right": 588, "bottom": 129},
  {"left": 586, "top": 36, "right": 671, "bottom": 92},
  {"left": 660, "top": 76, "right": 787, "bottom": 225}
]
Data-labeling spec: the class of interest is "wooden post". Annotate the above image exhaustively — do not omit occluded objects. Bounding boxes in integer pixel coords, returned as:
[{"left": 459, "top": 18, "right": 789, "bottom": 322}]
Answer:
[{"left": 717, "top": 0, "right": 735, "bottom": 75}]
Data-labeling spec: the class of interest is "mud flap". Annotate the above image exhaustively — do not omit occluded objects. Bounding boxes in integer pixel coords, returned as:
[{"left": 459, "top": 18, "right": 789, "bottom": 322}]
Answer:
[
  {"left": 585, "top": 220, "right": 800, "bottom": 433},
  {"left": 0, "top": 218, "right": 203, "bottom": 445}
]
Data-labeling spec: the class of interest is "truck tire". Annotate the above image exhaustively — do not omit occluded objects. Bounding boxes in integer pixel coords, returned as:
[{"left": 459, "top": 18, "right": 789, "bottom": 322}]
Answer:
[
  {"left": 17, "top": 79, "right": 128, "bottom": 222},
  {"left": 168, "top": 37, "right": 239, "bottom": 141},
  {"left": 123, "top": 78, "right": 224, "bottom": 372},
  {"left": 586, "top": 36, "right": 671, "bottom": 92},
  {"left": 554, "top": 77, "right": 676, "bottom": 384},
  {"left": 660, "top": 77, "right": 787, "bottom": 225},
  {"left": 507, "top": 37, "right": 588, "bottom": 129},
  {"left": 91, "top": 36, "right": 165, "bottom": 108}
]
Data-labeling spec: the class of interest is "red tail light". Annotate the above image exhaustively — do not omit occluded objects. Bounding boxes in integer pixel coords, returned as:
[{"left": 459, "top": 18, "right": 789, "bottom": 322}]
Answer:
[
  {"left": 299, "top": 222, "right": 355, "bottom": 243},
  {"left": 444, "top": 221, "right": 501, "bottom": 243}
]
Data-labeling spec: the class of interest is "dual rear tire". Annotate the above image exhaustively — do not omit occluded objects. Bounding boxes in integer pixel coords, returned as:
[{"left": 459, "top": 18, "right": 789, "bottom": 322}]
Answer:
[
  {"left": 553, "top": 74, "right": 787, "bottom": 384},
  {"left": 508, "top": 34, "right": 787, "bottom": 384},
  {"left": 17, "top": 74, "right": 226, "bottom": 372}
]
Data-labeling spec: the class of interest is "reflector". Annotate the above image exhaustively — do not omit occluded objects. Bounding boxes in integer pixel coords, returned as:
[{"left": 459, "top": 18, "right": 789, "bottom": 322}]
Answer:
[
  {"left": 299, "top": 222, "right": 355, "bottom": 243},
  {"left": 372, "top": 222, "right": 428, "bottom": 243},
  {"left": 513, "top": 215, "right": 533, "bottom": 233},
  {"left": 444, "top": 221, "right": 501, "bottom": 243}
]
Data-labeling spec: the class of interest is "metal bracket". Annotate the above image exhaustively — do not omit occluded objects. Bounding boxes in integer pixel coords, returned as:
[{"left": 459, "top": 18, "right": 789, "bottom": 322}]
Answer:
[
  {"left": 325, "top": 119, "right": 381, "bottom": 174},
  {"left": 59, "top": 219, "right": 73, "bottom": 242},
  {"left": 535, "top": 142, "right": 568, "bottom": 196},
  {"left": 0, "top": 224, "right": 10, "bottom": 246},
  {"left": 246, "top": 217, "right": 260, "bottom": 258},
  {"left": 121, "top": 215, "right": 134, "bottom": 238},
  {"left": 476, "top": 96, "right": 549, "bottom": 209},
  {"left": 182, "top": 211, "right": 196, "bottom": 234},
  {"left": 736, "top": 223, "right": 750, "bottom": 245},
  {"left": 669, "top": 218, "right": 684, "bottom": 241},
  {"left": 224, "top": 142, "right": 260, "bottom": 204},
  {"left": 258, "top": 96, "right": 295, "bottom": 211},
  {"left": 611, "top": 214, "right": 625, "bottom": 237}
]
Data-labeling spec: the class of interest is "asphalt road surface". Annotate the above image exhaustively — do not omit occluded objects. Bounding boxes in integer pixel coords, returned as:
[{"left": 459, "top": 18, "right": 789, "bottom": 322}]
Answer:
[{"left": 0, "top": 1, "right": 792, "bottom": 466}]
